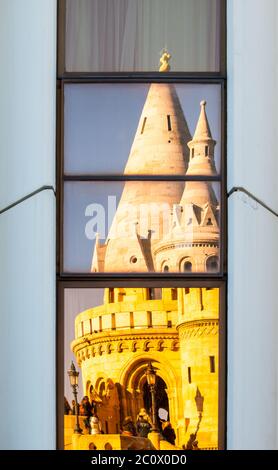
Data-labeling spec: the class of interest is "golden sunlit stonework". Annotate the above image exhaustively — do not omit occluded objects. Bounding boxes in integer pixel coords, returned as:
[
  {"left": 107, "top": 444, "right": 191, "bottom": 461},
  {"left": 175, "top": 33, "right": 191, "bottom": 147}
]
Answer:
[
  {"left": 66, "top": 58, "right": 220, "bottom": 450},
  {"left": 69, "top": 287, "right": 219, "bottom": 450}
]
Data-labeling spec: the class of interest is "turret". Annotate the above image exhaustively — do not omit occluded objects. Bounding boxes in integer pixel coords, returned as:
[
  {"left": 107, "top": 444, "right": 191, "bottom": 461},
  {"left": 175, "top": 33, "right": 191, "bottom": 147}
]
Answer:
[
  {"left": 176, "top": 287, "right": 219, "bottom": 448},
  {"left": 153, "top": 101, "right": 219, "bottom": 273}
]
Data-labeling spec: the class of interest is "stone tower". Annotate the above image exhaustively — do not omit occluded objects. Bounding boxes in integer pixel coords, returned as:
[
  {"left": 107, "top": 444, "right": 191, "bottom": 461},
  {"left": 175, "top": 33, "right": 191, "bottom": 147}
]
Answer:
[
  {"left": 176, "top": 287, "right": 219, "bottom": 447},
  {"left": 153, "top": 100, "right": 219, "bottom": 273},
  {"left": 91, "top": 82, "right": 191, "bottom": 272}
]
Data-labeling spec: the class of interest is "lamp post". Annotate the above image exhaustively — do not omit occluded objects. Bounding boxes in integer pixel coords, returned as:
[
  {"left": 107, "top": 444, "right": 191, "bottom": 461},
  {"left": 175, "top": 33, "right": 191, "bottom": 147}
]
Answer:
[
  {"left": 68, "top": 361, "right": 82, "bottom": 434},
  {"left": 145, "top": 362, "right": 158, "bottom": 432}
]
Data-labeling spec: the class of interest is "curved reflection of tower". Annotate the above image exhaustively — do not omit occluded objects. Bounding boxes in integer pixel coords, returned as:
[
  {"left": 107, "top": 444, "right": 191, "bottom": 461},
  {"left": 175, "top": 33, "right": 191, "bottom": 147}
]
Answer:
[
  {"left": 92, "top": 85, "right": 219, "bottom": 273},
  {"left": 69, "top": 65, "right": 219, "bottom": 450}
]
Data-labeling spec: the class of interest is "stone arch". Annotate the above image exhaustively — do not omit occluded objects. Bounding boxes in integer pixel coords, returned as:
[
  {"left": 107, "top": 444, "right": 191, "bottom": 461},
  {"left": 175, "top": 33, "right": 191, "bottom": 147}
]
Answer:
[
  {"left": 95, "top": 375, "right": 107, "bottom": 394},
  {"left": 206, "top": 254, "right": 219, "bottom": 272},
  {"left": 131, "top": 341, "right": 138, "bottom": 352},
  {"left": 143, "top": 340, "right": 151, "bottom": 351},
  {"left": 161, "top": 260, "right": 170, "bottom": 272},
  {"left": 85, "top": 380, "right": 92, "bottom": 396},
  {"left": 179, "top": 257, "right": 194, "bottom": 273},
  {"left": 118, "top": 354, "right": 180, "bottom": 426},
  {"left": 156, "top": 340, "right": 165, "bottom": 351},
  {"left": 171, "top": 340, "right": 180, "bottom": 351}
]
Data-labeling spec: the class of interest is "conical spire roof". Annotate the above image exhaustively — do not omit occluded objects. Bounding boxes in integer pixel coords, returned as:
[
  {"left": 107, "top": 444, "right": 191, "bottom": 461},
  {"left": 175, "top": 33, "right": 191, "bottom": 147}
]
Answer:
[
  {"left": 92, "top": 77, "right": 192, "bottom": 272},
  {"left": 192, "top": 100, "right": 213, "bottom": 141},
  {"left": 124, "top": 83, "right": 191, "bottom": 175}
]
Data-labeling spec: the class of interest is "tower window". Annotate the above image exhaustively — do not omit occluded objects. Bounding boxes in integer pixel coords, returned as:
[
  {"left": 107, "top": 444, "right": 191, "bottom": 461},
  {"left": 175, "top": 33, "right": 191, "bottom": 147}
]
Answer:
[
  {"left": 183, "top": 261, "right": 192, "bottom": 272},
  {"left": 210, "top": 356, "right": 215, "bottom": 373},
  {"left": 130, "top": 256, "right": 138, "bottom": 264},
  {"left": 163, "top": 265, "right": 169, "bottom": 272},
  {"left": 108, "top": 288, "right": 114, "bottom": 303},
  {"left": 118, "top": 292, "right": 126, "bottom": 302},
  {"left": 205, "top": 145, "right": 209, "bottom": 156},
  {"left": 171, "top": 288, "right": 178, "bottom": 300},
  {"left": 141, "top": 117, "right": 147, "bottom": 134},
  {"left": 167, "top": 115, "right": 172, "bottom": 131},
  {"left": 191, "top": 148, "right": 195, "bottom": 158},
  {"left": 206, "top": 256, "right": 219, "bottom": 273},
  {"left": 207, "top": 217, "right": 213, "bottom": 226},
  {"left": 188, "top": 367, "right": 192, "bottom": 384},
  {"left": 148, "top": 288, "right": 162, "bottom": 300}
]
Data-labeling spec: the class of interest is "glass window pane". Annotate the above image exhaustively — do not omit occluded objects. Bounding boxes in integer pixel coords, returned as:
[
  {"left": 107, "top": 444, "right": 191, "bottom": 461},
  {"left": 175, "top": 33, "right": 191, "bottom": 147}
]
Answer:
[
  {"left": 64, "top": 83, "right": 222, "bottom": 175},
  {"left": 64, "top": 286, "right": 220, "bottom": 449},
  {"left": 63, "top": 181, "right": 220, "bottom": 273},
  {"left": 65, "top": 0, "right": 221, "bottom": 72}
]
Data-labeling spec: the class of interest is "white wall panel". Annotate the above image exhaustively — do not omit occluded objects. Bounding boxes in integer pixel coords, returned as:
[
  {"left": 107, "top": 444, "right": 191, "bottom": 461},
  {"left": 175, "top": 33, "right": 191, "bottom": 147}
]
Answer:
[
  {"left": 228, "top": 191, "right": 278, "bottom": 449},
  {"left": 227, "top": 0, "right": 278, "bottom": 212},
  {"left": 0, "top": 191, "right": 56, "bottom": 449},
  {"left": 0, "top": 0, "right": 56, "bottom": 210}
]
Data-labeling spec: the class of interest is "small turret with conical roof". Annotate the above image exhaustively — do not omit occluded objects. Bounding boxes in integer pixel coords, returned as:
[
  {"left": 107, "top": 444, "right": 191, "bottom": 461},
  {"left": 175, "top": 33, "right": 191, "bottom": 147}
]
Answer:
[
  {"left": 153, "top": 100, "right": 219, "bottom": 273},
  {"left": 187, "top": 100, "right": 217, "bottom": 176}
]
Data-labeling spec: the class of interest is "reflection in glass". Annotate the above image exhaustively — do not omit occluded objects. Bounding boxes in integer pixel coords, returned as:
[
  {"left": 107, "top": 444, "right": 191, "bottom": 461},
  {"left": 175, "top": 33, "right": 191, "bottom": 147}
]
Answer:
[
  {"left": 65, "top": 0, "right": 221, "bottom": 72},
  {"left": 63, "top": 181, "right": 220, "bottom": 273},
  {"left": 64, "top": 83, "right": 221, "bottom": 175},
  {"left": 64, "top": 286, "right": 219, "bottom": 449}
]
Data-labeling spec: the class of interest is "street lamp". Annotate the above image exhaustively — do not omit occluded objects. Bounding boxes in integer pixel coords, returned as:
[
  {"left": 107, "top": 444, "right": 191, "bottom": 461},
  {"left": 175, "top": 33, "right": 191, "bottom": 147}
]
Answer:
[
  {"left": 68, "top": 361, "right": 82, "bottom": 434},
  {"left": 145, "top": 362, "right": 159, "bottom": 432}
]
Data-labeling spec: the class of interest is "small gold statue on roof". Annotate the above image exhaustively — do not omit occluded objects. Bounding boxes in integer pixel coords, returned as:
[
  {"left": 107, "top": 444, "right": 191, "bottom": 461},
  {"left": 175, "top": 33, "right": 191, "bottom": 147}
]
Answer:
[{"left": 159, "top": 49, "right": 171, "bottom": 72}]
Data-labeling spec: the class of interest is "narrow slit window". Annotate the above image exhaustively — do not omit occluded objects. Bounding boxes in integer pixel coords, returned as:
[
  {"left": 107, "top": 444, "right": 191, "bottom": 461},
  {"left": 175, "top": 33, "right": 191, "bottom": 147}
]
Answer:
[
  {"left": 141, "top": 117, "right": 147, "bottom": 134},
  {"left": 205, "top": 145, "right": 209, "bottom": 156},
  {"left": 210, "top": 356, "right": 215, "bottom": 373},
  {"left": 167, "top": 114, "right": 172, "bottom": 131},
  {"left": 188, "top": 367, "right": 192, "bottom": 384},
  {"left": 109, "top": 288, "right": 114, "bottom": 303}
]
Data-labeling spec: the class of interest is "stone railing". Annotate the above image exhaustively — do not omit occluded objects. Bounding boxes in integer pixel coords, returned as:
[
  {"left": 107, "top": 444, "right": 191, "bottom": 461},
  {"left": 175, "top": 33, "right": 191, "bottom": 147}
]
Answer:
[{"left": 75, "top": 300, "right": 178, "bottom": 339}]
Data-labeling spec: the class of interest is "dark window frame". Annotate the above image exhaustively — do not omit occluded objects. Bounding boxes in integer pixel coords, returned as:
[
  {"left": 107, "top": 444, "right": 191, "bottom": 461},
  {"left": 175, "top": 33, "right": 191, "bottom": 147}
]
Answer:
[{"left": 56, "top": 0, "right": 227, "bottom": 451}]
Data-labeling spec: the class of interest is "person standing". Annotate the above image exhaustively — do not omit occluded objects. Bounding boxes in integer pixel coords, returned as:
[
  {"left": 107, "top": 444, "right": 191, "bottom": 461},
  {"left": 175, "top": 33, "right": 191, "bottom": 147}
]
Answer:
[{"left": 136, "top": 408, "right": 152, "bottom": 437}]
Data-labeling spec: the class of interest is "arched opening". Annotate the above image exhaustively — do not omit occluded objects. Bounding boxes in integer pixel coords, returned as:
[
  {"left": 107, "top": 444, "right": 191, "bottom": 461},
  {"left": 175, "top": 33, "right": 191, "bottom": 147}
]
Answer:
[
  {"left": 206, "top": 255, "right": 219, "bottom": 273},
  {"left": 183, "top": 261, "right": 192, "bottom": 272},
  {"left": 142, "top": 376, "right": 169, "bottom": 431}
]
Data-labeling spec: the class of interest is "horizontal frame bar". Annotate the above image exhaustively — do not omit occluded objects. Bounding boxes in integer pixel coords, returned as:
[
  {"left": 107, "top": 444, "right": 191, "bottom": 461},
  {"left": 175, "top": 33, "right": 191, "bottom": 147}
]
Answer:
[
  {"left": 63, "top": 175, "right": 222, "bottom": 182},
  {"left": 57, "top": 274, "right": 227, "bottom": 285}
]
